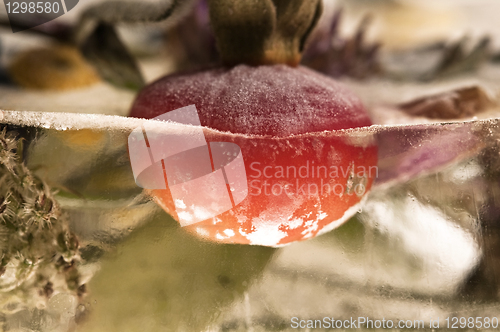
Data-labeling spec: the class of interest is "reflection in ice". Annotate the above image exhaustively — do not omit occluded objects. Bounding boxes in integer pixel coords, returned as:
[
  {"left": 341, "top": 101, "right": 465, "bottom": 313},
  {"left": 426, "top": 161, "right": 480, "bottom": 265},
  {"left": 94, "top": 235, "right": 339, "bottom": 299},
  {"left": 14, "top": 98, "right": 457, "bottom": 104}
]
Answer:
[{"left": 360, "top": 190, "right": 480, "bottom": 295}]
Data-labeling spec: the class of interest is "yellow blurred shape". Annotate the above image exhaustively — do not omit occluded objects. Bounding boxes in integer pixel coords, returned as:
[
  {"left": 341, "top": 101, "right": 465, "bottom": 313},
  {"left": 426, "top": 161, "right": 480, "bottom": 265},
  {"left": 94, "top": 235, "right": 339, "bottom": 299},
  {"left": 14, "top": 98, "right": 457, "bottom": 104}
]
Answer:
[
  {"left": 58, "top": 129, "right": 105, "bottom": 149},
  {"left": 376, "top": 2, "right": 460, "bottom": 50},
  {"left": 9, "top": 46, "right": 100, "bottom": 90}
]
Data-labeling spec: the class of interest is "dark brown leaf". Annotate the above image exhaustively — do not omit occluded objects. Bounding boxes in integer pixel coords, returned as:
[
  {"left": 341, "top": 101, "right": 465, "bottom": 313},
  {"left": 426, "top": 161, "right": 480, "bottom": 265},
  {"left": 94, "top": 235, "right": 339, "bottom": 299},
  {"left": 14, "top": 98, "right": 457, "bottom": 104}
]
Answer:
[
  {"left": 79, "top": 23, "right": 144, "bottom": 90},
  {"left": 399, "top": 86, "right": 496, "bottom": 120},
  {"left": 76, "top": 0, "right": 197, "bottom": 90}
]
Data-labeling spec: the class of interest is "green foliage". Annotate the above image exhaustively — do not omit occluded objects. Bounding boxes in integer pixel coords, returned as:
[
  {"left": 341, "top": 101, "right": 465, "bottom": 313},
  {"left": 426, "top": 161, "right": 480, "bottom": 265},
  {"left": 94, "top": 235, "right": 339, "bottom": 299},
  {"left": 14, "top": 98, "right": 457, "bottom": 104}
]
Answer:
[{"left": 208, "top": 0, "right": 322, "bottom": 65}]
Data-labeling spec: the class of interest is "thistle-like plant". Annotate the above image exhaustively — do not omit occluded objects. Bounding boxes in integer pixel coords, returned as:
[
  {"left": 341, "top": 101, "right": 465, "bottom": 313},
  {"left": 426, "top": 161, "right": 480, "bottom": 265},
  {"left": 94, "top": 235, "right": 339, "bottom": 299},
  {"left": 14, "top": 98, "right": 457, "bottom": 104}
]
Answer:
[{"left": 0, "top": 128, "right": 83, "bottom": 315}]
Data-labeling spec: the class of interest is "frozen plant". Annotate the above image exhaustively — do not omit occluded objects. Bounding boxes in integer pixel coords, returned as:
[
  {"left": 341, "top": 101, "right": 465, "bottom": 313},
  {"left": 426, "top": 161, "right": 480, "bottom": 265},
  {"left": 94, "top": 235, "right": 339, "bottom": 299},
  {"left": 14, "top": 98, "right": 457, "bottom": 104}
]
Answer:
[{"left": 0, "top": 128, "right": 84, "bottom": 323}]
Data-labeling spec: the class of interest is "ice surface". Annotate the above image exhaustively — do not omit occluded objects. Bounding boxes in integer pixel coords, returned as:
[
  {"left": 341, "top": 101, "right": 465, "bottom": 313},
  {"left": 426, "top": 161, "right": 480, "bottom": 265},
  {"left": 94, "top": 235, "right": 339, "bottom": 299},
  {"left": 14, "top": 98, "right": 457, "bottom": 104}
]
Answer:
[
  {"left": 2, "top": 109, "right": 500, "bottom": 330},
  {"left": 0, "top": 110, "right": 492, "bottom": 245}
]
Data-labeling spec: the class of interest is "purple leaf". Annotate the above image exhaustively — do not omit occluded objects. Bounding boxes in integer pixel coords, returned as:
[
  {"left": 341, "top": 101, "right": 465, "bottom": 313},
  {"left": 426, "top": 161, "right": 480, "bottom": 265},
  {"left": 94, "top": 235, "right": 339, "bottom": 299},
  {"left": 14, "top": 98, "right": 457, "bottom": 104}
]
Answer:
[{"left": 375, "top": 121, "right": 483, "bottom": 186}]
